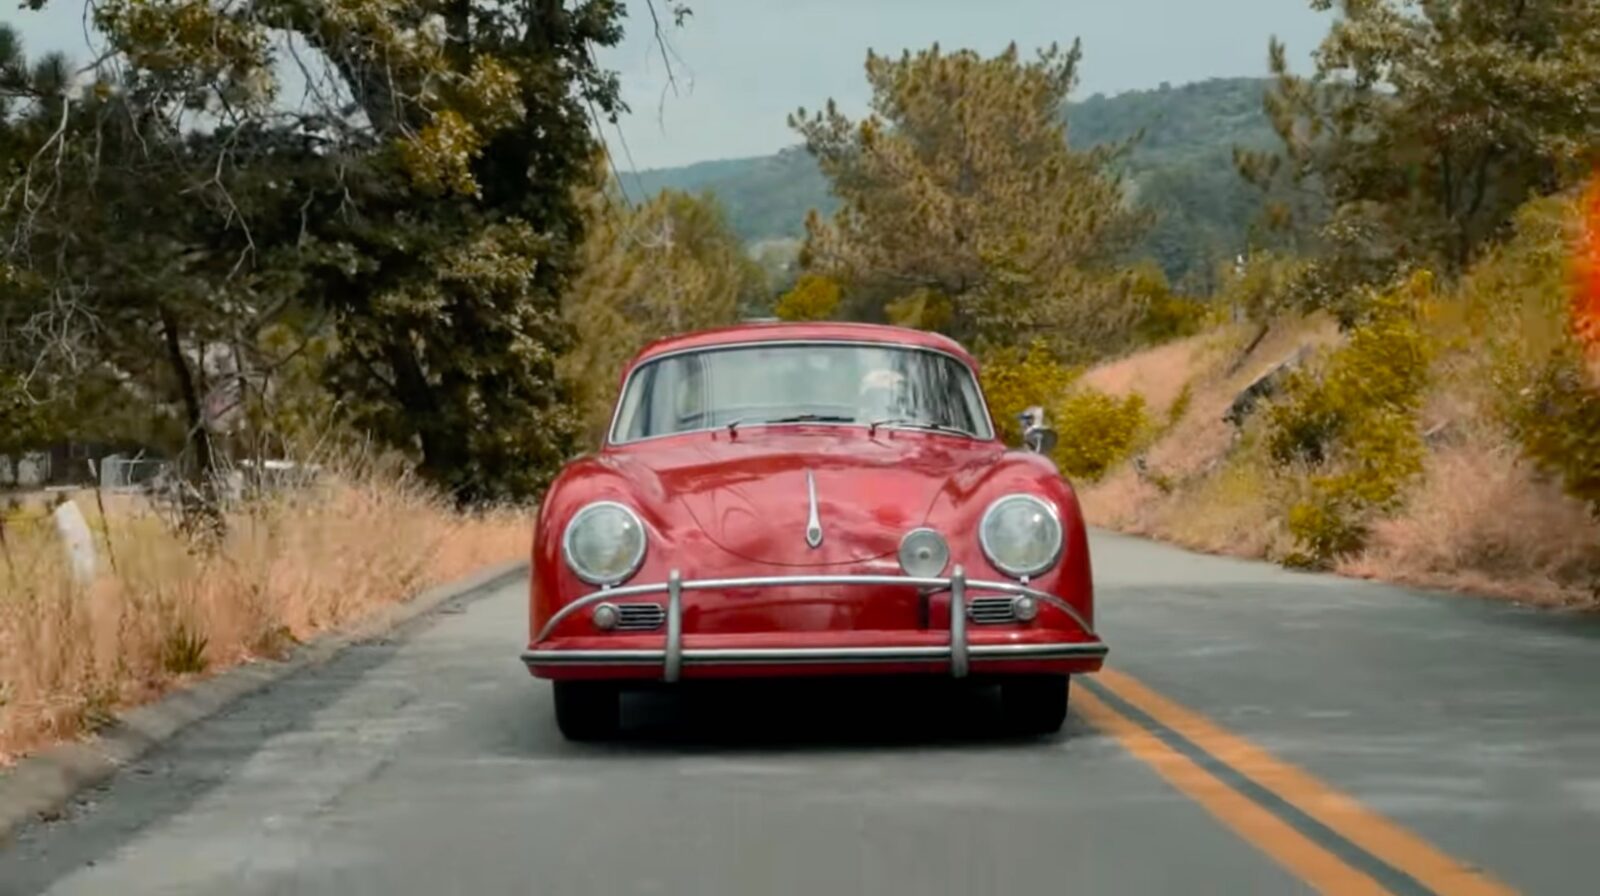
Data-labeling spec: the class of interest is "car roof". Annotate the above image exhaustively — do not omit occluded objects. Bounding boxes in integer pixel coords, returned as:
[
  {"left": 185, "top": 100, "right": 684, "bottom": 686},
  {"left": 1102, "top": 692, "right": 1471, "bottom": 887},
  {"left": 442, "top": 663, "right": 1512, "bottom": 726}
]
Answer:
[{"left": 628, "top": 321, "right": 979, "bottom": 370}]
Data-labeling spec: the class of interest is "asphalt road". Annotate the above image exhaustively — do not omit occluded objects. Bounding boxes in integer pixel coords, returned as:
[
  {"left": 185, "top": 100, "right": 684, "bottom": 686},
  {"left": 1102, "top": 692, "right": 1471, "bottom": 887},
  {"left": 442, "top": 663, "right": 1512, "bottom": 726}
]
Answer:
[{"left": 3, "top": 530, "right": 1598, "bottom": 895}]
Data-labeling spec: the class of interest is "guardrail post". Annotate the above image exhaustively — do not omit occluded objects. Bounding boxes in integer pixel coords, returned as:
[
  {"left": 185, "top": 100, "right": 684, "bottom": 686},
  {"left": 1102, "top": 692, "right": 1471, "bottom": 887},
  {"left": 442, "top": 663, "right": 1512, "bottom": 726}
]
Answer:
[
  {"left": 664, "top": 569, "right": 683, "bottom": 683},
  {"left": 950, "top": 565, "right": 969, "bottom": 679}
]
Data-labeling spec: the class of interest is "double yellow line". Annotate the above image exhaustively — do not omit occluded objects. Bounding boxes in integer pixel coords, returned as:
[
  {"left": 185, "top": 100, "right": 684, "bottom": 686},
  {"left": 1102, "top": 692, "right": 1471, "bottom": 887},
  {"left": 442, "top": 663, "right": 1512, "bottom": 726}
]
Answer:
[{"left": 1077, "top": 669, "right": 1515, "bottom": 895}]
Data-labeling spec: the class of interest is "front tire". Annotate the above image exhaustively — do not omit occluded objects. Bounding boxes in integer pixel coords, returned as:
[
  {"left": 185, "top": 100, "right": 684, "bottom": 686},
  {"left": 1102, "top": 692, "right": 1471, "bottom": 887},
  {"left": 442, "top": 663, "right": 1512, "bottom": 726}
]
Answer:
[
  {"left": 553, "top": 681, "right": 621, "bottom": 741},
  {"left": 999, "top": 675, "right": 1069, "bottom": 735}
]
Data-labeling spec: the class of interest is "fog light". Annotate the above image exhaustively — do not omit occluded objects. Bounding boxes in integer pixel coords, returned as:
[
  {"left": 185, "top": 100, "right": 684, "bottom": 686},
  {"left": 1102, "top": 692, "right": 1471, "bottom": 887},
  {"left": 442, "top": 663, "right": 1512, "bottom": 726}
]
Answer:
[
  {"left": 1011, "top": 595, "right": 1039, "bottom": 622},
  {"left": 898, "top": 528, "right": 950, "bottom": 577},
  {"left": 592, "top": 602, "right": 620, "bottom": 631}
]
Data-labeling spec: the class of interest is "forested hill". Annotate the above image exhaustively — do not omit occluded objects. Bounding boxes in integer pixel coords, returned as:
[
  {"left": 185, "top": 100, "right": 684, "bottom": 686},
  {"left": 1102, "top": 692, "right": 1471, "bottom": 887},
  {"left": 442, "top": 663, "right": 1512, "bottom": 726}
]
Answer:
[{"left": 618, "top": 77, "right": 1279, "bottom": 289}]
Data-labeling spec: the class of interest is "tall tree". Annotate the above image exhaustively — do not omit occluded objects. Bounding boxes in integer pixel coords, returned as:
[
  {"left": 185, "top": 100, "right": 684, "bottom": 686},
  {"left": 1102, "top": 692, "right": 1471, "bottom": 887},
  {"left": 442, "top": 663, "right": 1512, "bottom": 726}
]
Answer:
[
  {"left": 560, "top": 179, "right": 762, "bottom": 439},
  {"left": 791, "top": 42, "right": 1148, "bottom": 358},
  {"left": 1240, "top": 0, "right": 1600, "bottom": 305},
  {"left": 2, "top": 1, "right": 639, "bottom": 503}
]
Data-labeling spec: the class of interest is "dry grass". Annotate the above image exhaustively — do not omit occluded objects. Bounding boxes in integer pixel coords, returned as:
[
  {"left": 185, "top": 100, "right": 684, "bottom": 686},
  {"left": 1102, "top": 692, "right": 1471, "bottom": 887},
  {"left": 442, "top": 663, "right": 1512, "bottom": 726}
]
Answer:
[
  {"left": 1080, "top": 332, "right": 1214, "bottom": 418},
  {"left": 1080, "top": 316, "right": 1340, "bottom": 527},
  {"left": 0, "top": 472, "right": 530, "bottom": 763},
  {"left": 1341, "top": 439, "right": 1600, "bottom": 608}
]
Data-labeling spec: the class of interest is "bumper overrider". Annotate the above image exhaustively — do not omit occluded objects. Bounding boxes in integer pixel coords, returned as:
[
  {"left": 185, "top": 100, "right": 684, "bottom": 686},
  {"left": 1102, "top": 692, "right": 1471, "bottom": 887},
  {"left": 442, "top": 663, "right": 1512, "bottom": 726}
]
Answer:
[{"left": 521, "top": 566, "right": 1108, "bottom": 681}]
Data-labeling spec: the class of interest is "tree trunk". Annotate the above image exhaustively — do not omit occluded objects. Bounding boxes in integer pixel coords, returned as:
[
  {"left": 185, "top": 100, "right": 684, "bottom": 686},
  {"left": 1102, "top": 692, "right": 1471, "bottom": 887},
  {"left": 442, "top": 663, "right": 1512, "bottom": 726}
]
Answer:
[
  {"left": 159, "top": 304, "right": 225, "bottom": 537},
  {"left": 383, "top": 340, "right": 468, "bottom": 499}
]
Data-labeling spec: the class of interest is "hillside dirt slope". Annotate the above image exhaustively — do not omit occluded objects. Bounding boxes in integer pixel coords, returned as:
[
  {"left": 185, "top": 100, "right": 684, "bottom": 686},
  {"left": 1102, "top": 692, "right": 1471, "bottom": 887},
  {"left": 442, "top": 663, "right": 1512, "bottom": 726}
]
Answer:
[{"left": 1076, "top": 319, "right": 1600, "bottom": 609}]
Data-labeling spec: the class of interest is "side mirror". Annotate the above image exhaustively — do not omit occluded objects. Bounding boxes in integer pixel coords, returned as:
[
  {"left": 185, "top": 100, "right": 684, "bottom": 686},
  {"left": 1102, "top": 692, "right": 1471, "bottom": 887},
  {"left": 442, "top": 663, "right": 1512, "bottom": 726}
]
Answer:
[
  {"left": 1017, "top": 405, "right": 1055, "bottom": 454},
  {"left": 1023, "top": 425, "right": 1058, "bottom": 455}
]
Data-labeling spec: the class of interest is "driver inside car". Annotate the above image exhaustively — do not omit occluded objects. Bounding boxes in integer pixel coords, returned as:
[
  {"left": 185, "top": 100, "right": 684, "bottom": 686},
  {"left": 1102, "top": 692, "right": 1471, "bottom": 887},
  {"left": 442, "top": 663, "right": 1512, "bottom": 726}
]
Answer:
[{"left": 856, "top": 367, "right": 908, "bottom": 422}]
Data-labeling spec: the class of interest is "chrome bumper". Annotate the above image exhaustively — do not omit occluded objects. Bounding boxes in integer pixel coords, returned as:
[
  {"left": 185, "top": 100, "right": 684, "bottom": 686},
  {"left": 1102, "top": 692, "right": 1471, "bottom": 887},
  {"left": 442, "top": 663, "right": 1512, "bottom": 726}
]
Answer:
[{"left": 522, "top": 566, "right": 1106, "bottom": 682}]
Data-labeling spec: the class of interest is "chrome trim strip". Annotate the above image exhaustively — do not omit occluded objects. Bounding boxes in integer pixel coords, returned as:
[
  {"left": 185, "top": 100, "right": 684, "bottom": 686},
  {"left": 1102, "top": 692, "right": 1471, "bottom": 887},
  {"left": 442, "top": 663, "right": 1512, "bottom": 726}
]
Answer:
[
  {"left": 533, "top": 573, "right": 1096, "bottom": 645},
  {"left": 605, "top": 339, "right": 997, "bottom": 446},
  {"left": 949, "top": 565, "right": 969, "bottom": 678},
  {"left": 664, "top": 570, "right": 684, "bottom": 683},
  {"left": 520, "top": 641, "right": 1108, "bottom": 668},
  {"left": 804, "top": 470, "right": 824, "bottom": 549}
]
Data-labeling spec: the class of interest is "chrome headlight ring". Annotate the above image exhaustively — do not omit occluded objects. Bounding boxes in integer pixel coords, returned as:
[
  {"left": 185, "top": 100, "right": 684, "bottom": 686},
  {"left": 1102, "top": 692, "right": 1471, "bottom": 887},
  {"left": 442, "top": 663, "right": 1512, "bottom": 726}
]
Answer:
[
  {"left": 562, "top": 501, "right": 648, "bottom": 586},
  {"left": 898, "top": 527, "right": 951, "bottom": 577},
  {"left": 978, "top": 493, "right": 1064, "bottom": 579}
]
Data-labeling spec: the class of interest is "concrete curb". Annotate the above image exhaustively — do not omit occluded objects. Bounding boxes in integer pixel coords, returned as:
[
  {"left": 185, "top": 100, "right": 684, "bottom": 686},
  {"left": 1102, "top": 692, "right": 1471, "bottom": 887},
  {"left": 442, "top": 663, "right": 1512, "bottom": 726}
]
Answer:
[{"left": 0, "top": 559, "right": 528, "bottom": 844}]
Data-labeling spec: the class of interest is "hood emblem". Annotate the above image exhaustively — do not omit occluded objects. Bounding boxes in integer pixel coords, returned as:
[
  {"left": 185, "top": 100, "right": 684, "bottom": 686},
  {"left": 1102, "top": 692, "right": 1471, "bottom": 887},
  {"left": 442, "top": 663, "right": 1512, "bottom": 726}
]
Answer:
[{"left": 804, "top": 470, "right": 824, "bottom": 549}]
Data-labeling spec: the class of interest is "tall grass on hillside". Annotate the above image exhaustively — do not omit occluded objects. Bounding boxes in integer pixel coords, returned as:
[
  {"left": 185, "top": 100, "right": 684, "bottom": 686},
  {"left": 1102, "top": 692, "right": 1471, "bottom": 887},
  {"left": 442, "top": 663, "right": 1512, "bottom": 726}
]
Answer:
[
  {"left": 0, "top": 470, "right": 530, "bottom": 763},
  {"left": 1078, "top": 195, "right": 1600, "bottom": 607}
]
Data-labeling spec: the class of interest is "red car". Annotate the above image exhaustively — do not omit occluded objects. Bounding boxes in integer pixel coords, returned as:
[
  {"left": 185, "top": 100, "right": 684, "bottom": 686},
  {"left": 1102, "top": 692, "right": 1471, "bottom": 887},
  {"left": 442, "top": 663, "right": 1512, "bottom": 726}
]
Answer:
[{"left": 523, "top": 322, "right": 1107, "bottom": 739}]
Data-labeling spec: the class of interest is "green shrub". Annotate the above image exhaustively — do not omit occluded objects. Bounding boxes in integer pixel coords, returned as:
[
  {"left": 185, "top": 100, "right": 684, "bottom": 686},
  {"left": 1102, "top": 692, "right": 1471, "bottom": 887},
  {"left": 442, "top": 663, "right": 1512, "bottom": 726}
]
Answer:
[
  {"left": 1052, "top": 387, "right": 1150, "bottom": 482},
  {"left": 161, "top": 622, "right": 209, "bottom": 675},
  {"left": 1506, "top": 356, "right": 1600, "bottom": 517},
  {"left": 1264, "top": 272, "right": 1434, "bottom": 566},
  {"left": 1128, "top": 261, "right": 1211, "bottom": 344},
  {"left": 1444, "top": 195, "right": 1600, "bottom": 521}
]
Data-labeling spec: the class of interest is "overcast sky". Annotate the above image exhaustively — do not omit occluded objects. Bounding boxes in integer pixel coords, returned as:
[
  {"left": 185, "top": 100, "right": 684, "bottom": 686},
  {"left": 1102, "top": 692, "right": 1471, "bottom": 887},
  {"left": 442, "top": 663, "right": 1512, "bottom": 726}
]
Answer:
[{"left": 4, "top": 1, "right": 1333, "bottom": 170}]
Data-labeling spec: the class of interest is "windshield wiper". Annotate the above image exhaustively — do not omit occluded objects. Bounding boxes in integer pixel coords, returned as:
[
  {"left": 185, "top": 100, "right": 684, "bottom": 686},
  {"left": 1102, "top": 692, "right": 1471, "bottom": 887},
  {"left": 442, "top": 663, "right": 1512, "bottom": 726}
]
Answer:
[
  {"left": 869, "top": 417, "right": 964, "bottom": 436},
  {"left": 763, "top": 414, "right": 856, "bottom": 424}
]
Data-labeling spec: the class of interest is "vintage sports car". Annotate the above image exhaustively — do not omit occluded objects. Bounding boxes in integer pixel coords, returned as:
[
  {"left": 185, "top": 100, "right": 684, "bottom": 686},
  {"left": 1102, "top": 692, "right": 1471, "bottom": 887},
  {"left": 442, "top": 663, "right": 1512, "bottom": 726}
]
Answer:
[{"left": 523, "top": 322, "right": 1107, "bottom": 739}]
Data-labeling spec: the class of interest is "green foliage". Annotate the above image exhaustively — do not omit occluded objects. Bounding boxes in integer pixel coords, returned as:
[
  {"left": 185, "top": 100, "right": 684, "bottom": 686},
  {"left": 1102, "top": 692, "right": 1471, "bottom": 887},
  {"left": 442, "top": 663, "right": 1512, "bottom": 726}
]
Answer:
[
  {"left": 774, "top": 274, "right": 843, "bottom": 322},
  {"left": 1053, "top": 388, "right": 1149, "bottom": 482},
  {"left": 560, "top": 182, "right": 761, "bottom": 439},
  {"left": 0, "top": 371, "right": 50, "bottom": 455},
  {"left": 1127, "top": 262, "right": 1208, "bottom": 344},
  {"left": 1509, "top": 358, "right": 1600, "bottom": 517},
  {"left": 1241, "top": 0, "right": 1600, "bottom": 299},
  {"left": 1215, "top": 251, "right": 1317, "bottom": 325},
  {"left": 791, "top": 42, "right": 1149, "bottom": 354},
  {"left": 161, "top": 621, "right": 209, "bottom": 675},
  {"left": 1, "top": 1, "right": 630, "bottom": 504},
  {"left": 1265, "top": 273, "right": 1435, "bottom": 566}
]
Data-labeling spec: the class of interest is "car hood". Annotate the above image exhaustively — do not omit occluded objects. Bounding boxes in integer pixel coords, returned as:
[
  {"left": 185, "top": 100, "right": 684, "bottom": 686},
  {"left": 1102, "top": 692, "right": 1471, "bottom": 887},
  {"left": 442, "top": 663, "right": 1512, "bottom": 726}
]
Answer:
[{"left": 607, "top": 427, "right": 1004, "bottom": 567}]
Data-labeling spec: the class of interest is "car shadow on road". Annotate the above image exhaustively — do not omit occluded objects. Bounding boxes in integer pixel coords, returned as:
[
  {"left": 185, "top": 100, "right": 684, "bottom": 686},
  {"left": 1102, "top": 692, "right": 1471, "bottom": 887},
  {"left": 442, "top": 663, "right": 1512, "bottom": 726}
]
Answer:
[{"left": 513, "top": 678, "right": 1094, "bottom": 757}]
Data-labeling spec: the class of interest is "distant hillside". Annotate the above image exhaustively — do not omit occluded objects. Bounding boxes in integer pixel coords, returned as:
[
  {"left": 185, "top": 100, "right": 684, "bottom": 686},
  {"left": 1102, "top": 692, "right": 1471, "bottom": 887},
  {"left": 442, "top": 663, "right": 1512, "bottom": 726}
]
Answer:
[
  {"left": 619, "top": 77, "right": 1279, "bottom": 289},
  {"left": 618, "top": 148, "right": 839, "bottom": 244}
]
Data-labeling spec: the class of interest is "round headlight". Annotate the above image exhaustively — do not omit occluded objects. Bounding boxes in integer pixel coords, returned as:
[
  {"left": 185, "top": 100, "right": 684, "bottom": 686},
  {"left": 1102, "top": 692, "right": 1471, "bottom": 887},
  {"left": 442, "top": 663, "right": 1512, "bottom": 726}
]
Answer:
[
  {"left": 562, "top": 502, "right": 647, "bottom": 586},
  {"left": 979, "top": 494, "right": 1063, "bottom": 579},
  {"left": 898, "top": 528, "right": 950, "bottom": 578}
]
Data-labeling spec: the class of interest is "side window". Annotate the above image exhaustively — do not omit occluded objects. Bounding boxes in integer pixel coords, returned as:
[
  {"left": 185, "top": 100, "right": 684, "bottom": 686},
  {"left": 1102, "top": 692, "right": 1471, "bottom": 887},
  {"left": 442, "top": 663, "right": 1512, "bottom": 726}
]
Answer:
[{"left": 674, "top": 355, "right": 706, "bottom": 429}]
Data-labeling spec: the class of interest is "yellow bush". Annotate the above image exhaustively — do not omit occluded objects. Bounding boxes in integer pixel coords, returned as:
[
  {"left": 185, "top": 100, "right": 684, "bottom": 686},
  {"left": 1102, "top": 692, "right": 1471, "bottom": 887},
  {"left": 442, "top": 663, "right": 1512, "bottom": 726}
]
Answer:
[
  {"left": 1506, "top": 354, "right": 1600, "bottom": 516},
  {"left": 1264, "top": 272, "right": 1434, "bottom": 566},
  {"left": 774, "top": 274, "right": 842, "bottom": 321},
  {"left": 1052, "top": 387, "right": 1150, "bottom": 482},
  {"left": 1127, "top": 262, "right": 1212, "bottom": 344},
  {"left": 979, "top": 339, "right": 1081, "bottom": 445},
  {"left": 884, "top": 287, "right": 954, "bottom": 331}
]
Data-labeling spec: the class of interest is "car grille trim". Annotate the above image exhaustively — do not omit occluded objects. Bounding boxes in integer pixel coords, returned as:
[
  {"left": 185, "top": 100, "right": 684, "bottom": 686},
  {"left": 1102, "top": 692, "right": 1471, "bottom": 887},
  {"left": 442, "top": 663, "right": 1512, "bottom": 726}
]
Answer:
[
  {"left": 614, "top": 603, "right": 666, "bottom": 631},
  {"left": 967, "top": 596, "right": 1019, "bottom": 624}
]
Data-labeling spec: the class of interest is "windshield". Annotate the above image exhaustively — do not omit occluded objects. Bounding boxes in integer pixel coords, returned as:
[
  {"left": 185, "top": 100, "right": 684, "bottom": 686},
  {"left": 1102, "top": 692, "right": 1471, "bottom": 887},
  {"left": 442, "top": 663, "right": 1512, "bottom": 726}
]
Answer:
[{"left": 610, "top": 342, "right": 994, "bottom": 443}]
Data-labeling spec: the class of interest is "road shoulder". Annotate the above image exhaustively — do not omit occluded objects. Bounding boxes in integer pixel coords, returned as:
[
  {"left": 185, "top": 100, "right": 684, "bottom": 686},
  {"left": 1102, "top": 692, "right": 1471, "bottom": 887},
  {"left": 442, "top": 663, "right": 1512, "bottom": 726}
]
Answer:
[{"left": 0, "top": 560, "right": 527, "bottom": 844}]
